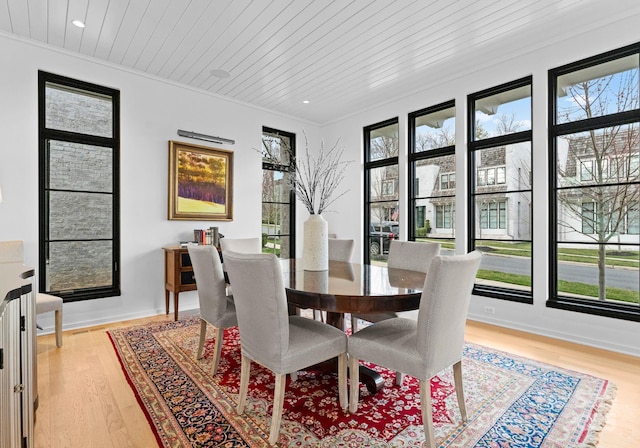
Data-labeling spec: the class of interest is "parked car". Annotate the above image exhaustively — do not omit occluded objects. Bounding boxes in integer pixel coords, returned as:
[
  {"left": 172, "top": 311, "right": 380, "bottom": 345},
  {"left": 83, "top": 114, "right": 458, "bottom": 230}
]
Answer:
[{"left": 369, "top": 222, "right": 399, "bottom": 255}]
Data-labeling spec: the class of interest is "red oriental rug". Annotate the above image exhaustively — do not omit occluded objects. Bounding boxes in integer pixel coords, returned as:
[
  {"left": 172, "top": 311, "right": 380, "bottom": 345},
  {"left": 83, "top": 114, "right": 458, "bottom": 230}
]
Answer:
[{"left": 108, "top": 317, "right": 615, "bottom": 447}]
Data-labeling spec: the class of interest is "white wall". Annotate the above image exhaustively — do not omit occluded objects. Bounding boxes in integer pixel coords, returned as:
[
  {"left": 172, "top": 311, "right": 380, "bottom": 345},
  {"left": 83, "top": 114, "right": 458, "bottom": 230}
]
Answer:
[
  {"left": 0, "top": 34, "right": 320, "bottom": 331},
  {"left": 321, "top": 16, "right": 640, "bottom": 356},
  {"left": 1, "top": 16, "right": 638, "bottom": 357}
]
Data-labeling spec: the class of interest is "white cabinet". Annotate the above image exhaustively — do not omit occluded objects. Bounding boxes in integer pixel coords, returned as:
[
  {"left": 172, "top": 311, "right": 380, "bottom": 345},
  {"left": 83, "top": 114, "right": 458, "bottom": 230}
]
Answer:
[{"left": 0, "top": 264, "right": 35, "bottom": 448}]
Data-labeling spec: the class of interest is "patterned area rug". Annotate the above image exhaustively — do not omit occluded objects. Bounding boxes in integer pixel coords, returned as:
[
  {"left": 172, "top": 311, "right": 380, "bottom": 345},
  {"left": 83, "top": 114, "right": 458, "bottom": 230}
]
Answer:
[{"left": 108, "top": 317, "right": 615, "bottom": 447}]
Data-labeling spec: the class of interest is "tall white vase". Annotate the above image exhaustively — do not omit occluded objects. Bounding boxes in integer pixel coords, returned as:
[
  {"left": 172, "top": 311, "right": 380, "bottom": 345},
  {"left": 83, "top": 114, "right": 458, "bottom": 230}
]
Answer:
[{"left": 303, "top": 214, "right": 328, "bottom": 271}]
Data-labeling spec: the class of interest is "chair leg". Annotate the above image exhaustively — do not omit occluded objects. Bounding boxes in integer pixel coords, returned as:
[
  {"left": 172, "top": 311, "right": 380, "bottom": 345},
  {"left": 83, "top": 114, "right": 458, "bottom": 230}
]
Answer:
[
  {"left": 237, "top": 355, "right": 251, "bottom": 414},
  {"left": 268, "top": 373, "right": 287, "bottom": 445},
  {"left": 197, "top": 319, "right": 207, "bottom": 359},
  {"left": 419, "top": 378, "right": 436, "bottom": 448},
  {"left": 210, "top": 327, "right": 224, "bottom": 376},
  {"left": 394, "top": 371, "right": 405, "bottom": 386},
  {"left": 54, "top": 308, "right": 63, "bottom": 347},
  {"left": 452, "top": 360, "right": 467, "bottom": 421},
  {"left": 337, "top": 353, "right": 348, "bottom": 411},
  {"left": 348, "top": 356, "right": 360, "bottom": 413},
  {"left": 290, "top": 372, "right": 298, "bottom": 382},
  {"left": 350, "top": 315, "right": 358, "bottom": 334}
]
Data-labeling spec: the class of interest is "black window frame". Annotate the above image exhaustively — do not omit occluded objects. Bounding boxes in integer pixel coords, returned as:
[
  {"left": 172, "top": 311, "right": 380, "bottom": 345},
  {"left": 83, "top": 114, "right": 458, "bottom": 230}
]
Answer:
[
  {"left": 548, "top": 42, "right": 640, "bottom": 322},
  {"left": 408, "top": 100, "right": 456, "bottom": 243},
  {"left": 38, "top": 71, "right": 121, "bottom": 302},
  {"left": 468, "top": 76, "right": 534, "bottom": 303},
  {"left": 364, "top": 117, "right": 399, "bottom": 264},
  {"left": 261, "top": 126, "right": 296, "bottom": 259}
]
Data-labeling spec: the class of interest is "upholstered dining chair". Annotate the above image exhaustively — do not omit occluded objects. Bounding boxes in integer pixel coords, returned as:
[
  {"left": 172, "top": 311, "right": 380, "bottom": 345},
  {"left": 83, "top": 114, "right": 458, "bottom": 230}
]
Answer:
[
  {"left": 348, "top": 251, "right": 482, "bottom": 448},
  {"left": 223, "top": 250, "right": 348, "bottom": 445},
  {"left": 0, "top": 240, "right": 63, "bottom": 347},
  {"left": 351, "top": 240, "right": 440, "bottom": 335},
  {"left": 219, "top": 237, "right": 262, "bottom": 255},
  {"left": 328, "top": 238, "right": 355, "bottom": 262},
  {"left": 187, "top": 245, "right": 237, "bottom": 375}
]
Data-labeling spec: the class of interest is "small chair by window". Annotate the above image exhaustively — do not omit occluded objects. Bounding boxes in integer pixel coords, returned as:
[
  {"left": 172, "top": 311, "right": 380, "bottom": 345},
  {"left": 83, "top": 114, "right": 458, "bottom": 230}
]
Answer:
[
  {"left": 0, "top": 240, "right": 63, "bottom": 347},
  {"left": 188, "top": 245, "right": 237, "bottom": 375},
  {"left": 348, "top": 251, "right": 482, "bottom": 448},
  {"left": 224, "top": 250, "right": 348, "bottom": 445}
]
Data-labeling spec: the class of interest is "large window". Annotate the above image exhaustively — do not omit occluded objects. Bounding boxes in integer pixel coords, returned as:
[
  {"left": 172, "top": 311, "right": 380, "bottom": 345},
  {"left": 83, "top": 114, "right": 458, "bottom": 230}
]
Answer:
[
  {"left": 549, "top": 43, "right": 639, "bottom": 321},
  {"left": 409, "top": 101, "right": 456, "bottom": 251},
  {"left": 261, "top": 127, "right": 296, "bottom": 258},
  {"left": 38, "top": 72, "right": 120, "bottom": 301},
  {"left": 468, "top": 77, "right": 533, "bottom": 302},
  {"left": 364, "top": 118, "right": 399, "bottom": 264}
]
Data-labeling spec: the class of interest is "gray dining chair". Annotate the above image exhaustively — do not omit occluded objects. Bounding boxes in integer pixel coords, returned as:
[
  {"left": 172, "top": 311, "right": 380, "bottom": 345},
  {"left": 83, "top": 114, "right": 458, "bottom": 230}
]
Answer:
[
  {"left": 219, "top": 237, "right": 262, "bottom": 254},
  {"left": 348, "top": 251, "right": 482, "bottom": 448},
  {"left": 223, "top": 250, "right": 348, "bottom": 445},
  {"left": 351, "top": 240, "right": 440, "bottom": 334},
  {"left": 188, "top": 245, "right": 237, "bottom": 375},
  {"left": 328, "top": 238, "right": 355, "bottom": 262},
  {"left": 0, "top": 240, "right": 63, "bottom": 347}
]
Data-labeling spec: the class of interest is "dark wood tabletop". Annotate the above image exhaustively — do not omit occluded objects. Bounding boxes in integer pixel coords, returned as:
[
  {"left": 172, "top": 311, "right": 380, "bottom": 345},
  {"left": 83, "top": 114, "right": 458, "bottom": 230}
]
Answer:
[
  {"left": 280, "top": 259, "right": 426, "bottom": 394},
  {"left": 280, "top": 259, "right": 426, "bottom": 314}
]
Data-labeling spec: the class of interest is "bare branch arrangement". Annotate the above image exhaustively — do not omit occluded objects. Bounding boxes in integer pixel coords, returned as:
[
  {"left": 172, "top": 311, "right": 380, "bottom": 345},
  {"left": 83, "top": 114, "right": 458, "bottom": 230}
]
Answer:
[{"left": 261, "top": 132, "right": 352, "bottom": 215}]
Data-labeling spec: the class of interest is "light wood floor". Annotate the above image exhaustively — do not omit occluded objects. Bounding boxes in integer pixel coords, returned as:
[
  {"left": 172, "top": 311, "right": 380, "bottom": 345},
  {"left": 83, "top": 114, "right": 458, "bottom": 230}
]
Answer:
[{"left": 34, "top": 314, "right": 639, "bottom": 447}]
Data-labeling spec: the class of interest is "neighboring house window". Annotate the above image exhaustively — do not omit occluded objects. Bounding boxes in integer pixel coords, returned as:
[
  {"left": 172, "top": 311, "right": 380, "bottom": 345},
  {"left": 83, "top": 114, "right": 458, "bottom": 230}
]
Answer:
[
  {"left": 365, "top": 118, "right": 399, "bottom": 263},
  {"left": 261, "top": 127, "right": 296, "bottom": 259},
  {"left": 38, "top": 71, "right": 120, "bottom": 301},
  {"left": 468, "top": 77, "right": 533, "bottom": 302},
  {"left": 408, "top": 101, "right": 456, "bottom": 247},
  {"left": 550, "top": 42, "right": 639, "bottom": 321},
  {"left": 435, "top": 204, "right": 455, "bottom": 229}
]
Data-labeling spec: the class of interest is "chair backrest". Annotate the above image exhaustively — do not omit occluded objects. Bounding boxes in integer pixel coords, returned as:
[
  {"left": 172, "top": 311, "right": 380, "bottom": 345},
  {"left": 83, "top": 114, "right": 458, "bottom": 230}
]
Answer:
[
  {"left": 387, "top": 240, "right": 440, "bottom": 273},
  {"left": 416, "top": 251, "right": 482, "bottom": 375},
  {"left": 223, "top": 251, "right": 290, "bottom": 370},
  {"left": 0, "top": 240, "right": 24, "bottom": 263},
  {"left": 219, "top": 237, "right": 261, "bottom": 254},
  {"left": 328, "top": 238, "right": 355, "bottom": 262},
  {"left": 187, "top": 245, "right": 229, "bottom": 324}
]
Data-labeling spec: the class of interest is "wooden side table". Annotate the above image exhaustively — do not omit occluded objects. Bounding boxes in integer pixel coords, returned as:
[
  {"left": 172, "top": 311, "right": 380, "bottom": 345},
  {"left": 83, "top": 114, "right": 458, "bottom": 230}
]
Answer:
[{"left": 162, "top": 246, "right": 196, "bottom": 321}]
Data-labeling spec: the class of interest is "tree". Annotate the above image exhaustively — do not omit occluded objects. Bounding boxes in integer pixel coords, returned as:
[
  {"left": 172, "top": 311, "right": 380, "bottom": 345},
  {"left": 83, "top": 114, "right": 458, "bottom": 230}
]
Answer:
[{"left": 556, "top": 70, "right": 639, "bottom": 300}]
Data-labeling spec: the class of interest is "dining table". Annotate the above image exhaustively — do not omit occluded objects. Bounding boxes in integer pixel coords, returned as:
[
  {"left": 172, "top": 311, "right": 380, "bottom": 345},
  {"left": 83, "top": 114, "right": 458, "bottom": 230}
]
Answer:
[{"left": 279, "top": 258, "right": 426, "bottom": 394}]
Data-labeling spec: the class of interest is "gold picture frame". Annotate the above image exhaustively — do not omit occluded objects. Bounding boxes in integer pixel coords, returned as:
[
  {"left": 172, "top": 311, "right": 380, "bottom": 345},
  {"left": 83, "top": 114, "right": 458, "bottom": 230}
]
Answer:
[{"left": 168, "top": 140, "right": 233, "bottom": 221}]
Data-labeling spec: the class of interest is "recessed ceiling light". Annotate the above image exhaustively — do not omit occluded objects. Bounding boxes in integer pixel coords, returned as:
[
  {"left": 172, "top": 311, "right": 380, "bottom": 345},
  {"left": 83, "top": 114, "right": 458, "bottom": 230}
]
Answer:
[
  {"left": 72, "top": 20, "right": 85, "bottom": 28},
  {"left": 303, "top": 100, "right": 310, "bottom": 104},
  {"left": 210, "top": 69, "right": 231, "bottom": 79}
]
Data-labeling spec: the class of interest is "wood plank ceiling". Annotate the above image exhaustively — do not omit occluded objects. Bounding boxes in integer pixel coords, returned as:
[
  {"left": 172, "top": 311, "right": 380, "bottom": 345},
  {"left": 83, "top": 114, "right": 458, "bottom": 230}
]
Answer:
[{"left": 1, "top": 0, "right": 638, "bottom": 125}]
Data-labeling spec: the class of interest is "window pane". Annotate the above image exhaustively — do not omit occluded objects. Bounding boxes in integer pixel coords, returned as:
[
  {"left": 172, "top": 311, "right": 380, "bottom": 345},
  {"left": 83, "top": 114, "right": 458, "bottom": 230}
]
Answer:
[
  {"left": 476, "top": 143, "right": 532, "bottom": 190},
  {"left": 556, "top": 243, "right": 639, "bottom": 304},
  {"left": 474, "top": 85, "right": 531, "bottom": 139},
  {"left": 263, "top": 235, "right": 291, "bottom": 258},
  {"left": 475, "top": 241, "right": 532, "bottom": 293},
  {"left": 369, "top": 123, "right": 398, "bottom": 161},
  {"left": 557, "top": 184, "right": 640, "bottom": 244},
  {"left": 45, "top": 83, "right": 113, "bottom": 137},
  {"left": 556, "top": 125, "right": 640, "bottom": 188},
  {"left": 49, "top": 192, "right": 112, "bottom": 240},
  {"left": 475, "top": 192, "right": 532, "bottom": 238},
  {"left": 49, "top": 140, "right": 113, "bottom": 192},
  {"left": 47, "top": 241, "right": 113, "bottom": 291},
  {"left": 414, "top": 154, "right": 455, "bottom": 196},
  {"left": 414, "top": 106, "right": 455, "bottom": 152},
  {"left": 262, "top": 170, "right": 292, "bottom": 203},
  {"left": 262, "top": 131, "right": 293, "bottom": 165},
  {"left": 556, "top": 54, "right": 639, "bottom": 124},
  {"left": 369, "top": 165, "right": 399, "bottom": 201}
]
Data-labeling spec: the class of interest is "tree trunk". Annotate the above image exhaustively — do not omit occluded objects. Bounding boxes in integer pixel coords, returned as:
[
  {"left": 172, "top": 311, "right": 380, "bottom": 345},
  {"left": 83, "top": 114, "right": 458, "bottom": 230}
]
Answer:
[{"left": 598, "top": 244, "right": 606, "bottom": 301}]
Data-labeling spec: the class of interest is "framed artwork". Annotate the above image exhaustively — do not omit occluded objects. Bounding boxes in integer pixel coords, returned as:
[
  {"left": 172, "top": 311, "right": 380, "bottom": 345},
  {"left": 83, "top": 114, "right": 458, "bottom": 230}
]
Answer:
[{"left": 168, "top": 140, "right": 233, "bottom": 220}]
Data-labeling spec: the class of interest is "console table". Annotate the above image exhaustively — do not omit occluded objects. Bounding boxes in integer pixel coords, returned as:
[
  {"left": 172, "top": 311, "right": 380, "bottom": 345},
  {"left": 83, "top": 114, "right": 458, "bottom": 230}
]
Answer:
[{"left": 162, "top": 246, "right": 196, "bottom": 321}]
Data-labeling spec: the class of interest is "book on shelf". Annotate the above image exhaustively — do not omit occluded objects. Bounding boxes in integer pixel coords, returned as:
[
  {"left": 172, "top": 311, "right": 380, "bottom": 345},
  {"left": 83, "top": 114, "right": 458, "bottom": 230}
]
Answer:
[{"left": 193, "top": 227, "right": 220, "bottom": 246}]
